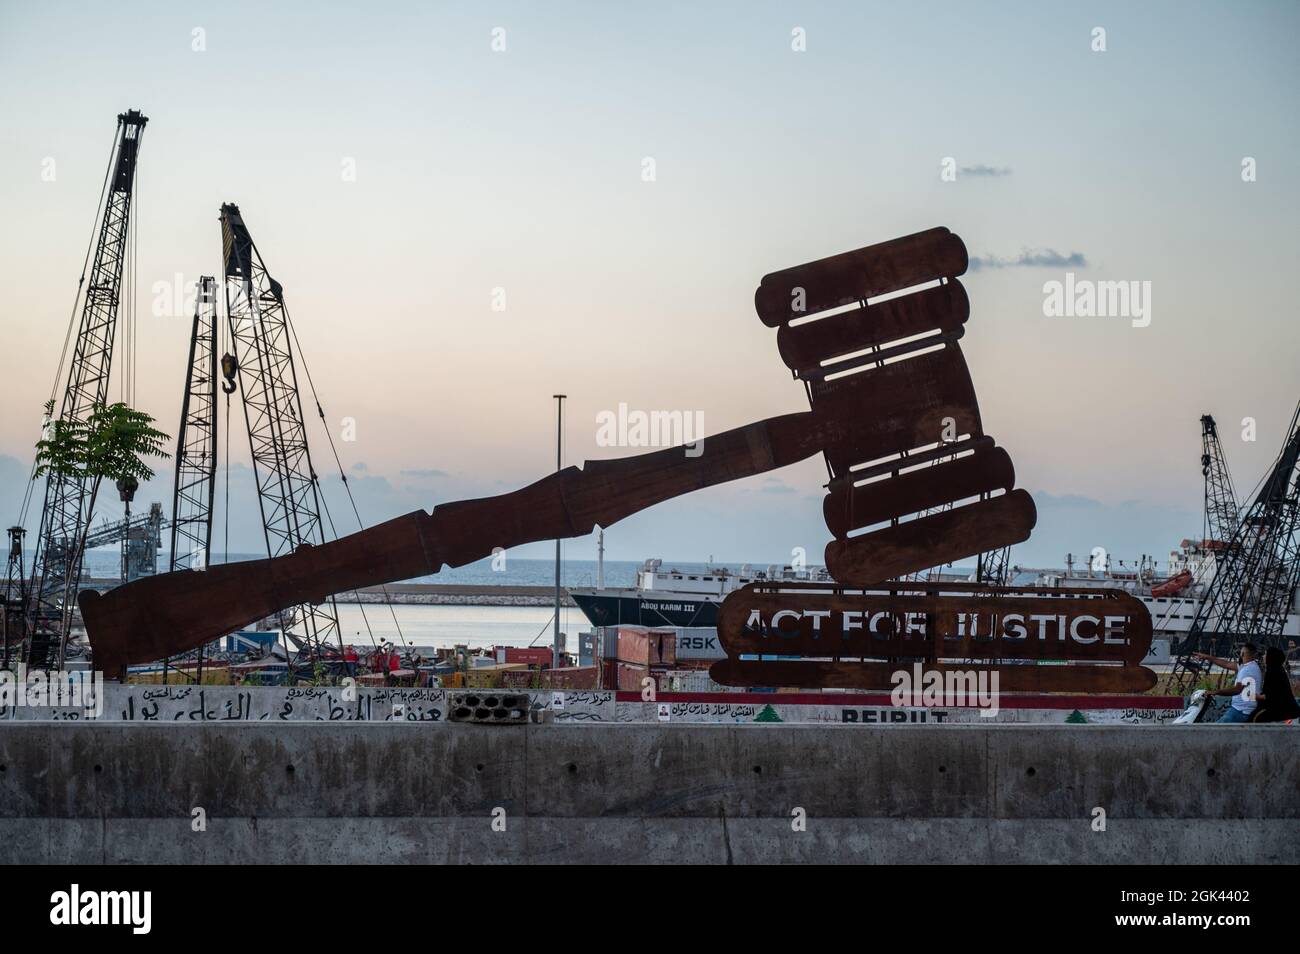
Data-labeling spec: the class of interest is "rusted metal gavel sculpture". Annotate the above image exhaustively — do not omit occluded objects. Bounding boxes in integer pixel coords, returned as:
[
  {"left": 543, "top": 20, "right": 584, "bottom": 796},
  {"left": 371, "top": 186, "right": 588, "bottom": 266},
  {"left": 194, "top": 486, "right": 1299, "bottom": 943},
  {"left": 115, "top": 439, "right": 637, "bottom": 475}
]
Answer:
[
  {"left": 756, "top": 227, "right": 1034, "bottom": 583},
  {"left": 80, "top": 227, "right": 1035, "bottom": 679},
  {"left": 707, "top": 228, "right": 1156, "bottom": 693}
]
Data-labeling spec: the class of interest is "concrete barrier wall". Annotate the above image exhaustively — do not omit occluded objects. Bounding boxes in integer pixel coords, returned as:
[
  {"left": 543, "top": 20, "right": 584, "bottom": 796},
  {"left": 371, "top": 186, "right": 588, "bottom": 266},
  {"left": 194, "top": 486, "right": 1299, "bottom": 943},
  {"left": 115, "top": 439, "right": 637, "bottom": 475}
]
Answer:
[
  {"left": 1, "top": 723, "right": 1296, "bottom": 864},
  {"left": 0, "top": 684, "right": 1185, "bottom": 724}
]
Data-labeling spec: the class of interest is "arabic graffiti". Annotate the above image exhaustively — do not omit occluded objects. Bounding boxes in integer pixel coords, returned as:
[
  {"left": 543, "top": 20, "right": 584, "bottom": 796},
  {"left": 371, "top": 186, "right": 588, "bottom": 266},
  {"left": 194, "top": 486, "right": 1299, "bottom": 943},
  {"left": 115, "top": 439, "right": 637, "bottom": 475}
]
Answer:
[
  {"left": 4, "top": 685, "right": 1179, "bottom": 725},
  {"left": 6, "top": 685, "right": 623, "bottom": 723},
  {"left": 530, "top": 690, "right": 615, "bottom": 722},
  {"left": 615, "top": 700, "right": 1179, "bottom": 725},
  {"left": 10, "top": 685, "right": 447, "bottom": 722}
]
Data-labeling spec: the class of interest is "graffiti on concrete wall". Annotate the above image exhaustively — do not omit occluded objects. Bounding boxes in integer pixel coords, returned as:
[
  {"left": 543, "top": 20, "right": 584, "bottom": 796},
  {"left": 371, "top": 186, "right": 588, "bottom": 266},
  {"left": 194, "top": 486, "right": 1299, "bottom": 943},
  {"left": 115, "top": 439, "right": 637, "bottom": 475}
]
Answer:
[
  {"left": 8, "top": 685, "right": 448, "bottom": 722},
  {"left": 617, "top": 700, "right": 1181, "bottom": 725},
  {"left": 2, "top": 685, "right": 1179, "bottom": 725},
  {"left": 534, "top": 690, "right": 615, "bottom": 722}
]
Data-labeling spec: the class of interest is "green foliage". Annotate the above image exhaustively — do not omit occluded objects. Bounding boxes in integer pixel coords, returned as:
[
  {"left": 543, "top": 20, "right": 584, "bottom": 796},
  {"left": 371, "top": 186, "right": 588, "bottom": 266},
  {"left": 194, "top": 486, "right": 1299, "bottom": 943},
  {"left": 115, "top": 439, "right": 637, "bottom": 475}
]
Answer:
[
  {"left": 33, "top": 401, "right": 170, "bottom": 483},
  {"left": 32, "top": 418, "right": 90, "bottom": 481}
]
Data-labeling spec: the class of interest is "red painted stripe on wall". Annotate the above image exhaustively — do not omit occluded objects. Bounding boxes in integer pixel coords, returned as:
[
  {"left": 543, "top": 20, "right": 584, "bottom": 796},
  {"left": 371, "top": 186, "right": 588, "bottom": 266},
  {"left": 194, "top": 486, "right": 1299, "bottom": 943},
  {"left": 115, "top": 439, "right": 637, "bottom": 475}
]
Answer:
[{"left": 615, "top": 691, "right": 1183, "bottom": 710}]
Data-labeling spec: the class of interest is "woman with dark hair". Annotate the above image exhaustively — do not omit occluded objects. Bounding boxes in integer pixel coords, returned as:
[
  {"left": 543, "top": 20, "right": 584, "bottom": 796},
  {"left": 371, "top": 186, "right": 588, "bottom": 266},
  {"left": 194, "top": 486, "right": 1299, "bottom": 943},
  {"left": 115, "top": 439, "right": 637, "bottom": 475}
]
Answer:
[{"left": 1253, "top": 647, "right": 1300, "bottom": 723}]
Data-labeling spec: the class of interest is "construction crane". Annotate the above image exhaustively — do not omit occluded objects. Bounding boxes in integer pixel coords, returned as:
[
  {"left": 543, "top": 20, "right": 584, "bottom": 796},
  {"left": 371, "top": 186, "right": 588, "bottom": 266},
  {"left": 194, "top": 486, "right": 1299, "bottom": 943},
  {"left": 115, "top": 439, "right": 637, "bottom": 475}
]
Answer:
[
  {"left": 81, "top": 503, "right": 165, "bottom": 579},
  {"left": 155, "top": 276, "right": 220, "bottom": 685},
  {"left": 22, "top": 109, "right": 148, "bottom": 669},
  {"left": 5, "top": 507, "right": 159, "bottom": 668},
  {"left": 1200, "top": 414, "right": 1240, "bottom": 548},
  {"left": 2, "top": 527, "right": 27, "bottom": 669},
  {"left": 903, "top": 496, "right": 1010, "bottom": 585},
  {"left": 219, "top": 203, "right": 340, "bottom": 657},
  {"left": 1170, "top": 400, "right": 1300, "bottom": 690},
  {"left": 976, "top": 543, "right": 1011, "bottom": 586},
  {"left": 169, "top": 277, "right": 219, "bottom": 572}
]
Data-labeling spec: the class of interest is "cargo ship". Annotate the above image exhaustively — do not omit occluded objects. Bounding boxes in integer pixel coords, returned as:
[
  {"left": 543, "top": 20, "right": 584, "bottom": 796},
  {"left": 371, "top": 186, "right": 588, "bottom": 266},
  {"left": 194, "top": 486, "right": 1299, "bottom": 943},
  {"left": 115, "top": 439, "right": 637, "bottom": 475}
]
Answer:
[
  {"left": 569, "top": 559, "right": 833, "bottom": 628},
  {"left": 1026, "top": 539, "right": 1300, "bottom": 637},
  {"left": 569, "top": 542, "right": 1300, "bottom": 637}
]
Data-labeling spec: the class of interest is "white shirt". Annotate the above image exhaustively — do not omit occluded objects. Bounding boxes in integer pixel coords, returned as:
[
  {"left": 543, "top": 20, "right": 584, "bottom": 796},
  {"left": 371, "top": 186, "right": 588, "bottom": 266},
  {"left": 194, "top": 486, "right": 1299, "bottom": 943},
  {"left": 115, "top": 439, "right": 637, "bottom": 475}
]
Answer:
[{"left": 1232, "top": 659, "right": 1262, "bottom": 714}]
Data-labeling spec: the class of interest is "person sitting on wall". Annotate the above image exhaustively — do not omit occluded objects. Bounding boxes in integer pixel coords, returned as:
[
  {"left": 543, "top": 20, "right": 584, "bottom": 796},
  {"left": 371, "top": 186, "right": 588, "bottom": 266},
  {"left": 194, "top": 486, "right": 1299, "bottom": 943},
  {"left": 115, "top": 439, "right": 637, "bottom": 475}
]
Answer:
[
  {"left": 1192, "top": 644, "right": 1263, "bottom": 723},
  {"left": 1251, "top": 646, "right": 1300, "bottom": 724}
]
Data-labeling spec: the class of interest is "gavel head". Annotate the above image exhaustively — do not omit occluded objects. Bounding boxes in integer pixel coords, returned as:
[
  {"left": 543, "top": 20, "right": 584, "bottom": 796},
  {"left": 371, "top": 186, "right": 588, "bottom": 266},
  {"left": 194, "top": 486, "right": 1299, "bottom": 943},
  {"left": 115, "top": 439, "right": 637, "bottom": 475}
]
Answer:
[{"left": 754, "top": 227, "right": 1036, "bottom": 584}]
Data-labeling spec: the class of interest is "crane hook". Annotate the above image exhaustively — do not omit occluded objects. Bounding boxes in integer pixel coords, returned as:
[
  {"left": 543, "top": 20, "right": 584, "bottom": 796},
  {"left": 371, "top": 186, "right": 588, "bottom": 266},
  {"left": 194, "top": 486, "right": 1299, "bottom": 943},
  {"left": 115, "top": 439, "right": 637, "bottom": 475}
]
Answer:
[{"left": 221, "top": 352, "right": 238, "bottom": 394}]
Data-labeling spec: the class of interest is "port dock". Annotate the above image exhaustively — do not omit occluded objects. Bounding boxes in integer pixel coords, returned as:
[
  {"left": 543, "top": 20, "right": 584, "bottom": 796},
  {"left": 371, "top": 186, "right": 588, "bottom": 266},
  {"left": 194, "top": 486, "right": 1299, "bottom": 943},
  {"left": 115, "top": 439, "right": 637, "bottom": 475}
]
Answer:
[{"left": 71, "top": 580, "right": 576, "bottom": 607}]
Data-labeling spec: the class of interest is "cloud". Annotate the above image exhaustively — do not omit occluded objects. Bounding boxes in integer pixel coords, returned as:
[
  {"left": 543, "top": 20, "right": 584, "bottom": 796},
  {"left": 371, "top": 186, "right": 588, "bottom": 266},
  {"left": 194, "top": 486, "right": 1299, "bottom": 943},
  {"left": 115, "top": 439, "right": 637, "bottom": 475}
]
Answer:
[
  {"left": 333, "top": 472, "right": 393, "bottom": 495},
  {"left": 1021, "top": 490, "right": 1201, "bottom": 570},
  {"left": 400, "top": 468, "right": 448, "bottom": 479},
  {"left": 350, "top": 461, "right": 368, "bottom": 472},
  {"left": 968, "top": 248, "right": 1088, "bottom": 271},
  {"left": 760, "top": 478, "right": 796, "bottom": 495},
  {"left": 960, "top": 164, "right": 1012, "bottom": 177},
  {"left": 1031, "top": 491, "right": 1103, "bottom": 510}
]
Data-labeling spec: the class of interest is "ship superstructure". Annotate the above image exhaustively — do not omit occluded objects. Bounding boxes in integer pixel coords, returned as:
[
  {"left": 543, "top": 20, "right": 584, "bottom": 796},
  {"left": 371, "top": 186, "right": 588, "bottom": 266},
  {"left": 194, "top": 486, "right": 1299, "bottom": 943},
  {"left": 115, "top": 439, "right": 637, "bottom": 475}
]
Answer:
[{"left": 570, "top": 544, "right": 1300, "bottom": 637}]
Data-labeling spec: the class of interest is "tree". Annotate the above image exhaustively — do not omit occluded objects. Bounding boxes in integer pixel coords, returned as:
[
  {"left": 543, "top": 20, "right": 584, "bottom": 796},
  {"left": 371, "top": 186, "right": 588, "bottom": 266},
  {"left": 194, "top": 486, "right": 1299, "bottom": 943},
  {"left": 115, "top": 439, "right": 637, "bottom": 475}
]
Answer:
[{"left": 33, "top": 400, "right": 169, "bottom": 666}]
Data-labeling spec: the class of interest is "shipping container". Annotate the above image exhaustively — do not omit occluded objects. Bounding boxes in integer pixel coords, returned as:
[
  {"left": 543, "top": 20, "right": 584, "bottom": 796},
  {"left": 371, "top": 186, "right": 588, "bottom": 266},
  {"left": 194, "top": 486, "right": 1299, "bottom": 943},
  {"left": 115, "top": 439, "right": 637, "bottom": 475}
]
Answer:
[
  {"left": 615, "top": 626, "right": 676, "bottom": 666},
  {"left": 659, "top": 669, "right": 724, "bottom": 692},
  {"left": 615, "top": 661, "right": 665, "bottom": 692},
  {"left": 464, "top": 664, "right": 530, "bottom": 688},
  {"left": 673, "top": 627, "right": 725, "bottom": 661},
  {"left": 600, "top": 626, "right": 618, "bottom": 659},
  {"left": 495, "top": 646, "right": 557, "bottom": 668},
  {"left": 501, "top": 665, "right": 600, "bottom": 690},
  {"left": 578, "top": 630, "right": 599, "bottom": 667}
]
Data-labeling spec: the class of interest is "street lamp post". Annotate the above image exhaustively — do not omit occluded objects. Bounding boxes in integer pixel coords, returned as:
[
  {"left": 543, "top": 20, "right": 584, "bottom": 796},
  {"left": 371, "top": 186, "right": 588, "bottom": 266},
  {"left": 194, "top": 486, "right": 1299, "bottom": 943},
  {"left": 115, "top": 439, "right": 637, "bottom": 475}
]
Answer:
[{"left": 552, "top": 394, "right": 566, "bottom": 670}]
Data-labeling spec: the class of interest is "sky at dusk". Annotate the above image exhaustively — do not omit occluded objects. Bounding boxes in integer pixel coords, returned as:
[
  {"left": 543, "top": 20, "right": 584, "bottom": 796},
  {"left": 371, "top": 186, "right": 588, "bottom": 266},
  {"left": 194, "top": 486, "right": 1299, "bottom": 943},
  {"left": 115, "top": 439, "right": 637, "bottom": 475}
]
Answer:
[{"left": 1, "top": 1, "right": 1297, "bottom": 570}]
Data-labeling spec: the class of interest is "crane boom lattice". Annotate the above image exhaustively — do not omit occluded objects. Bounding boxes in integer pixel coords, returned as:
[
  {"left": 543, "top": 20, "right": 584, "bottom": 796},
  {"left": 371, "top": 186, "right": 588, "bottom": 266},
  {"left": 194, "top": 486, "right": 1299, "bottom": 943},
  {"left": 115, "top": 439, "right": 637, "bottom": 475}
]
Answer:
[
  {"left": 1171, "top": 402, "right": 1300, "bottom": 691},
  {"left": 23, "top": 109, "right": 147, "bottom": 669},
  {"left": 219, "top": 204, "right": 339, "bottom": 655},
  {"left": 1200, "top": 414, "right": 1240, "bottom": 548},
  {"left": 169, "top": 277, "right": 219, "bottom": 572}
]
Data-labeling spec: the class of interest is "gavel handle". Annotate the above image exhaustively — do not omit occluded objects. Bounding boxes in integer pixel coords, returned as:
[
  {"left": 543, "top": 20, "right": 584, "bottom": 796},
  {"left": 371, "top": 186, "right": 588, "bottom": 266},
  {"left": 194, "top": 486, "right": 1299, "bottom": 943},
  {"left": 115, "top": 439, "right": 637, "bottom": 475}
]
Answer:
[{"left": 81, "top": 410, "right": 832, "bottom": 677}]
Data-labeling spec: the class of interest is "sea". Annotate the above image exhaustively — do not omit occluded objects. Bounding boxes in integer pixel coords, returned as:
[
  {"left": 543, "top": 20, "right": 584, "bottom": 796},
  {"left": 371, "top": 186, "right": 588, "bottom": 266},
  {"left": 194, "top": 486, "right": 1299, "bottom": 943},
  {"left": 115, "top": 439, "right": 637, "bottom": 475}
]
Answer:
[
  {"left": 57, "top": 550, "right": 992, "bottom": 652},
  {"left": 63, "top": 551, "right": 791, "bottom": 651},
  {"left": 76, "top": 550, "right": 715, "bottom": 590}
]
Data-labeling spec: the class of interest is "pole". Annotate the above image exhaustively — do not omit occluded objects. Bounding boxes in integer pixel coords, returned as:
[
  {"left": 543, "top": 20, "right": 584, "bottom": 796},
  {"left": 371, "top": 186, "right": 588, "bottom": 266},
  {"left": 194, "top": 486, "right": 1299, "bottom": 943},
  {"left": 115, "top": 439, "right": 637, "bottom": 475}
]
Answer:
[
  {"left": 121, "top": 499, "right": 130, "bottom": 583},
  {"left": 597, "top": 528, "right": 605, "bottom": 590},
  {"left": 553, "top": 394, "right": 566, "bottom": 669}
]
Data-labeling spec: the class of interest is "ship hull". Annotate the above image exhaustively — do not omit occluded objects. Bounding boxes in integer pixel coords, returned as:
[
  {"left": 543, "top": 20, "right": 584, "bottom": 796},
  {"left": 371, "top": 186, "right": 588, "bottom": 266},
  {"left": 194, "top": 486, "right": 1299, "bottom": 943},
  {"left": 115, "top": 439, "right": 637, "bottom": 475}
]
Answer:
[
  {"left": 569, "top": 586, "right": 1300, "bottom": 640},
  {"left": 569, "top": 588, "right": 720, "bottom": 628}
]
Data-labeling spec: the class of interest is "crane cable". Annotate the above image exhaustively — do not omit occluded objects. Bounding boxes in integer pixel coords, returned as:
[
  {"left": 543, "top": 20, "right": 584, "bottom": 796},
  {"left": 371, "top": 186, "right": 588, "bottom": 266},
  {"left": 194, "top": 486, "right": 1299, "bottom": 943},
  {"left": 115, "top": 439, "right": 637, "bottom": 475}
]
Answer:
[
  {"left": 528, "top": 613, "right": 557, "bottom": 648},
  {"left": 307, "top": 484, "right": 379, "bottom": 653},
  {"left": 273, "top": 303, "right": 382, "bottom": 652},
  {"left": 281, "top": 309, "right": 406, "bottom": 648},
  {"left": 223, "top": 389, "right": 230, "bottom": 568},
  {"left": 121, "top": 171, "right": 131, "bottom": 404},
  {"left": 17, "top": 121, "right": 119, "bottom": 529},
  {"left": 219, "top": 290, "right": 379, "bottom": 657},
  {"left": 128, "top": 165, "right": 140, "bottom": 408}
]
